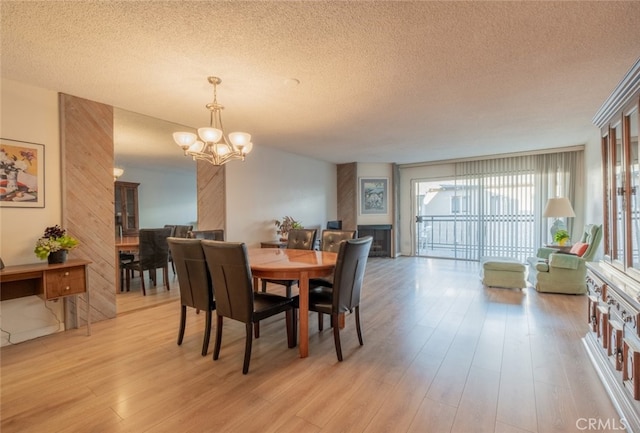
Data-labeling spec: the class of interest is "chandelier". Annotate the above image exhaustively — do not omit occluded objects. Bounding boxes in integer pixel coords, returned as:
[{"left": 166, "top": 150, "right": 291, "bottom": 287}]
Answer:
[{"left": 173, "top": 76, "right": 253, "bottom": 166}]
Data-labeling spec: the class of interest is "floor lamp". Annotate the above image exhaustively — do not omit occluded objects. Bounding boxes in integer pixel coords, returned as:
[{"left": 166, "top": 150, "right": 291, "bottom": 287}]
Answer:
[{"left": 543, "top": 197, "right": 576, "bottom": 242}]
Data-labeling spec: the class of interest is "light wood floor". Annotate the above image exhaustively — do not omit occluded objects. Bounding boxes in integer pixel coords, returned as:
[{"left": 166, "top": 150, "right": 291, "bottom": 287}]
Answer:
[{"left": 1, "top": 257, "right": 621, "bottom": 433}]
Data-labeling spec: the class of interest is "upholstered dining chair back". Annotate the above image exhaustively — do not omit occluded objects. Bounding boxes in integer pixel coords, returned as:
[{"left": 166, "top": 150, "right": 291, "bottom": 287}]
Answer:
[
  {"left": 189, "top": 229, "right": 225, "bottom": 240},
  {"left": 168, "top": 237, "right": 215, "bottom": 356},
  {"left": 286, "top": 229, "right": 317, "bottom": 250},
  {"left": 138, "top": 227, "right": 173, "bottom": 271},
  {"left": 320, "top": 229, "right": 357, "bottom": 253},
  {"left": 173, "top": 225, "right": 194, "bottom": 238},
  {"left": 293, "top": 236, "right": 373, "bottom": 361},
  {"left": 201, "top": 241, "right": 254, "bottom": 323},
  {"left": 201, "top": 240, "right": 295, "bottom": 373},
  {"left": 332, "top": 236, "right": 373, "bottom": 313},
  {"left": 163, "top": 225, "right": 177, "bottom": 236},
  {"left": 168, "top": 238, "right": 214, "bottom": 312}
]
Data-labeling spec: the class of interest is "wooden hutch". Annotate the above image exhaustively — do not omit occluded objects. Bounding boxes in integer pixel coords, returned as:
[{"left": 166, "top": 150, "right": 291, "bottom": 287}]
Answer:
[{"left": 586, "top": 58, "right": 640, "bottom": 432}]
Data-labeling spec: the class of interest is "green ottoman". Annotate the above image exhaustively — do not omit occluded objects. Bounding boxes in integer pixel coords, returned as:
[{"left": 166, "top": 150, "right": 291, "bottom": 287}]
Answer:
[{"left": 481, "top": 257, "right": 526, "bottom": 289}]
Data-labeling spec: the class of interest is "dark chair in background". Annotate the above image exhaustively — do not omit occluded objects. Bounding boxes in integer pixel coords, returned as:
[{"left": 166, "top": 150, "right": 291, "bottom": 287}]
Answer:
[
  {"left": 168, "top": 237, "right": 216, "bottom": 356},
  {"left": 119, "top": 251, "right": 136, "bottom": 292},
  {"left": 166, "top": 224, "right": 193, "bottom": 273},
  {"left": 201, "top": 240, "right": 295, "bottom": 374},
  {"left": 123, "top": 227, "right": 173, "bottom": 295},
  {"left": 293, "top": 236, "right": 372, "bottom": 361},
  {"left": 261, "top": 228, "right": 317, "bottom": 297},
  {"left": 189, "top": 229, "right": 225, "bottom": 240},
  {"left": 174, "top": 225, "right": 193, "bottom": 238},
  {"left": 326, "top": 220, "right": 342, "bottom": 230},
  {"left": 310, "top": 229, "right": 357, "bottom": 330}
]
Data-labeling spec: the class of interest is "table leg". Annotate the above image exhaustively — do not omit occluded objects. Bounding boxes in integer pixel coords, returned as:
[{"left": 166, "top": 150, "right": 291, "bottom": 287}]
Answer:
[
  {"left": 115, "top": 248, "right": 121, "bottom": 292},
  {"left": 298, "top": 271, "right": 309, "bottom": 358},
  {"left": 338, "top": 313, "right": 345, "bottom": 329}
]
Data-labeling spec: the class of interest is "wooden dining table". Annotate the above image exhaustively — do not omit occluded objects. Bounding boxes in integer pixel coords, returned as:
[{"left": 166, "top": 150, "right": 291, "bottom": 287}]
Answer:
[
  {"left": 247, "top": 247, "right": 337, "bottom": 358},
  {"left": 115, "top": 236, "right": 139, "bottom": 292}
]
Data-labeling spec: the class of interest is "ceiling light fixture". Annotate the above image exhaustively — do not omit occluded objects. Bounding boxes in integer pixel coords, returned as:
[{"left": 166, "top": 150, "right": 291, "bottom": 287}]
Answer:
[
  {"left": 173, "top": 76, "right": 253, "bottom": 166},
  {"left": 113, "top": 167, "right": 124, "bottom": 181}
]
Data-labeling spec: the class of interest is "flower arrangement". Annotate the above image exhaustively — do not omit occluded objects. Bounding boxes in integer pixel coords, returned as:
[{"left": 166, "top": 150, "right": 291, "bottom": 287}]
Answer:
[
  {"left": 274, "top": 216, "right": 303, "bottom": 240},
  {"left": 34, "top": 225, "right": 79, "bottom": 260},
  {"left": 553, "top": 229, "right": 570, "bottom": 246},
  {"left": 0, "top": 148, "right": 32, "bottom": 174}
]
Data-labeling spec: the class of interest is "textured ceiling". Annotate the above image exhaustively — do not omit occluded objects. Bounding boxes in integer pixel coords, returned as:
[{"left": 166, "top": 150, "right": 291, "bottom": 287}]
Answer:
[{"left": 2, "top": 1, "right": 640, "bottom": 170}]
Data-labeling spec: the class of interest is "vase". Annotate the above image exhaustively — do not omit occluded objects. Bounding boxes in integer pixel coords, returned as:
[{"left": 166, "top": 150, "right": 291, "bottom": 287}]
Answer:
[
  {"left": 48, "top": 249, "right": 68, "bottom": 264},
  {"left": 5, "top": 170, "right": 18, "bottom": 193}
]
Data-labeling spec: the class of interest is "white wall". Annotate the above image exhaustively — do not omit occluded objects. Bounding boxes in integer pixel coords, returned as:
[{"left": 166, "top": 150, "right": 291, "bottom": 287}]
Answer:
[
  {"left": 117, "top": 163, "right": 197, "bottom": 229},
  {"left": 0, "top": 78, "right": 65, "bottom": 345},
  {"left": 225, "top": 145, "right": 336, "bottom": 247}
]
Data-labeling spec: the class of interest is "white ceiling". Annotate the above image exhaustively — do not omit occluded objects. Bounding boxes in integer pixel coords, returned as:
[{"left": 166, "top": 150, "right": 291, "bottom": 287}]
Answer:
[{"left": 2, "top": 1, "right": 639, "bottom": 170}]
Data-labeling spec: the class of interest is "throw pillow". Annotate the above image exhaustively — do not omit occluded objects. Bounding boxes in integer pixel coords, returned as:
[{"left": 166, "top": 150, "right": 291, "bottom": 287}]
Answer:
[{"left": 569, "top": 242, "right": 589, "bottom": 257}]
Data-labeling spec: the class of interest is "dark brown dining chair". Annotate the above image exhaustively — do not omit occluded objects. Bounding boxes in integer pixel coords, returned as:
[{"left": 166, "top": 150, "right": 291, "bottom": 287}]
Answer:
[
  {"left": 188, "top": 229, "right": 225, "bottom": 240},
  {"left": 261, "top": 228, "right": 317, "bottom": 297},
  {"left": 201, "top": 240, "right": 295, "bottom": 374},
  {"left": 123, "top": 227, "right": 173, "bottom": 295},
  {"left": 293, "top": 236, "right": 372, "bottom": 361},
  {"left": 310, "top": 229, "right": 357, "bottom": 330},
  {"left": 168, "top": 237, "right": 216, "bottom": 356},
  {"left": 167, "top": 224, "right": 193, "bottom": 273}
]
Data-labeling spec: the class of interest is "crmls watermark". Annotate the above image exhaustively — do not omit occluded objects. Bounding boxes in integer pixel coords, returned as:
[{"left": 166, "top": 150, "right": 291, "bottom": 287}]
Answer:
[{"left": 576, "top": 417, "right": 628, "bottom": 431}]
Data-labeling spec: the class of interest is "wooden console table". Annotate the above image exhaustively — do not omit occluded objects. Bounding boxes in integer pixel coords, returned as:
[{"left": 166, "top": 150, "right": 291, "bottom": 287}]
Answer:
[{"left": 0, "top": 259, "right": 92, "bottom": 335}]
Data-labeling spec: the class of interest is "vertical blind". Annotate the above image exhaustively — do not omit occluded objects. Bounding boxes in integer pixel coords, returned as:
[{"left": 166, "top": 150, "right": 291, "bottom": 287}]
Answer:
[{"left": 455, "top": 150, "right": 583, "bottom": 262}]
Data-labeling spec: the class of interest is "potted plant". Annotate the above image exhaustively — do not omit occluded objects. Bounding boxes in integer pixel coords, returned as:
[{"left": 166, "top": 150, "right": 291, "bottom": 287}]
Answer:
[
  {"left": 274, "top": 216, "right": 303, "bottom": 242},
  {"left": 34, "top": 225, "right": 79, "bottom": 264},
  {"left": 553, "top": 229, "right": 570, "bottom": 246}
]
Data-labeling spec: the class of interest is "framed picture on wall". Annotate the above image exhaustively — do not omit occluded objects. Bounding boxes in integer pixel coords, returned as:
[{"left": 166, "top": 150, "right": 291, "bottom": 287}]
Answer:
[
  {"left": 0, "top": 138, "right": 45, "bottom": 208},
  {"left": 360, "top": 177, "right": 388, "bottom": 215}
]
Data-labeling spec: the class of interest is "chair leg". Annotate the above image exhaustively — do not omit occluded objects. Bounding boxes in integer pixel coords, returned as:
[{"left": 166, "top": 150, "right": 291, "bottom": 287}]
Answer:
[
  {"left": 243, "top": 322, "right": 253, "bottom": 374},
  {"left": 291, "top": 308, "right": 298, "bottom": 348},
  {"left": 261, "top": 279, "right": 267, "bottom": 293},
  {"left": 318, "top": 312, "right": 324, "bottom": 331},
  {"left": 213, "top": 315, "right": 223, "bottom": 360},
  {"left": 140, "top": 270, "right": 146, "bottom": 296},
  {"left": 164, "top": 265, "right": 170, "bottom": 290},
  {"left": 177, "top": 305, "right": 187, "bottom": 345},
  {"left": 332, "top": 313, "right": 343, "bottom": 362},
  {"left": 286, "top": 309, "right": 295, "bottom": 348},
  {"left": 202, "top": 310, "right": 212, "bottom": 356},
  {"left": 254, "top": 321, "right": 260, "bottom": 339},
  {"left": 125, "top": 267, "right": 131, "bottom": 292},
  {"left": 286, "top": 282, "right": 292, "bottom": 298},
  {"left": 355, "top": 306, "right": 364, "bottom": 346}
]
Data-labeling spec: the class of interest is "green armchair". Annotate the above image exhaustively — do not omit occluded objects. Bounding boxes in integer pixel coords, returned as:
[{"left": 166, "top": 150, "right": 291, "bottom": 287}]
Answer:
[{"left": 526, "top": 224, "right": 602, "bottom": 294}]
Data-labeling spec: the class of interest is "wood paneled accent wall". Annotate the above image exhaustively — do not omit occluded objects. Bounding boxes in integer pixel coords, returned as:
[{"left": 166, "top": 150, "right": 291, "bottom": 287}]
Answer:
[
  {"left": 59, "top": 93, "right": 116, "bottom": 328},
  {"left": 196, "top": 161, "right": 226, "bottom": 231},
  {"left": 337, "top": 163, "right": 357, "bottom": 230}
]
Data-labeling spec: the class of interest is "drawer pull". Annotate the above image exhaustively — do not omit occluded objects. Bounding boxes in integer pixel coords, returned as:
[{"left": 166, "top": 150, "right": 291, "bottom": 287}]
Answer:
[
  {"left": 64, "top": 272, "right": 69, "bottom": 276},
  {"left": 65, "top": 286, "right": 70, "bottom": 291}
]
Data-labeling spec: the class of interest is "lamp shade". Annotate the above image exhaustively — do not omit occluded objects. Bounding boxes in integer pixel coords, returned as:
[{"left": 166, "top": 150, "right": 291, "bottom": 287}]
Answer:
[{"left": 543, "top": 197, "right": 576, "bottom": 218}]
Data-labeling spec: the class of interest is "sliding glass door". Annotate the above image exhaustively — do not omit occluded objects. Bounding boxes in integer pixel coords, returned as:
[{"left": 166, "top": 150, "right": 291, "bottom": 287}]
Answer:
[{"left": 413, "top": 170, "right": 536, "bottom": 261}]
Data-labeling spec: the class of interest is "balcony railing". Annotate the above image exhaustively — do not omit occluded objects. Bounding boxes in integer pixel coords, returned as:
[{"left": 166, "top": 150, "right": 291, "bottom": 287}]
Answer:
[{"left": 416, "top": 214, "right": 536, "bottom": 261}]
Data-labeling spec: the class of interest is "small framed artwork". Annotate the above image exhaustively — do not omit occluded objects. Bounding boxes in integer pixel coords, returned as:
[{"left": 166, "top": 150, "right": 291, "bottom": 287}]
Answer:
[
  {"left": 360, "top": 177, "right": 388, "bottom": 215},
  {"left": 0, "top": 138, "right": 45, "bottom": 208}
]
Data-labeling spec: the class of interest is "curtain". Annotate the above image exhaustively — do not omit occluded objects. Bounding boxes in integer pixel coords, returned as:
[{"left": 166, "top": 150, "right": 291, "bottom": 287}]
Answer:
[
  {"left": 534, "top": 150, "right": 584, "bottom": 245},
  {"left": 455, "top": 149, "right": 583, "bottom": 261}
]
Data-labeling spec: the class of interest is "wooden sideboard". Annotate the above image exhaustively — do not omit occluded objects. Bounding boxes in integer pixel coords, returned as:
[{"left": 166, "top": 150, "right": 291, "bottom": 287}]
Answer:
[
  {"left": 0, "top": 259, "right": 92, "bottom": 335},
  {"left": 586, "top": 262, "right": 640, "bottom": 432}
]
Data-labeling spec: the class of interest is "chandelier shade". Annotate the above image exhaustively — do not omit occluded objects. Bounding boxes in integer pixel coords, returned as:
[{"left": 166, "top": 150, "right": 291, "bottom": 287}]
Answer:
[{"left": 173, "top": 76, "right": 253, "bottom": 166}]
